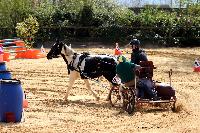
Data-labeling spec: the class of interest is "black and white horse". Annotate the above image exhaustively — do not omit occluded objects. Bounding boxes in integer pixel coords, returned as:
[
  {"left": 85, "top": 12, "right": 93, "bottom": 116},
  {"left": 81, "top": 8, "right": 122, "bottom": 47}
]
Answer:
[{"left": 47, "top": 40, "right": 117, "bottom": 101}]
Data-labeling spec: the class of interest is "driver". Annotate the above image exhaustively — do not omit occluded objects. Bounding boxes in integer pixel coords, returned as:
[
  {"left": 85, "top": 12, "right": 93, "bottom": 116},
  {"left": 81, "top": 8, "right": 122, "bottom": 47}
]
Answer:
[
  {"left": 128, "top": 38, "right": 148, "bottom": 64},
  {"left": 116, "top": 55, "right": 140, "bottom": 87},
  {"left": 116, "top": 55, "right": 158, "bottom": 100}
]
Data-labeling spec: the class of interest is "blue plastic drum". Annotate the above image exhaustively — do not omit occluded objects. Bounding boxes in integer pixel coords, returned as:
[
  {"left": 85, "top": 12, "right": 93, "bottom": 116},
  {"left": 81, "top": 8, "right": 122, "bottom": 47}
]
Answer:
[
  {"left": 0, "top": 62, "right": 7, "bottom": 71},
  {"left": 0, "top": 79, "right": 24, "bottom": 122},
  {"left": 0, "top": 71, "right": 12, "bottom": 79}
]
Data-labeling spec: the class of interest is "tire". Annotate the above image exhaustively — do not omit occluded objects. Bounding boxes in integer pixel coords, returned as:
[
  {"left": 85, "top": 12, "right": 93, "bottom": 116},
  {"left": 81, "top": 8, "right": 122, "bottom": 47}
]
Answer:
[
  {"left": 122, "top": 88, "right": 135, "bottom": 114},
  {"left": 110, "top": 86, "right": 122, "bottom": 107}
]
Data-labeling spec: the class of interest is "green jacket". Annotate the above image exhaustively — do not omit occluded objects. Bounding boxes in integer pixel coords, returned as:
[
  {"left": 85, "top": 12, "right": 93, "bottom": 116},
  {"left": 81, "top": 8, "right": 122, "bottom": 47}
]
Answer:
[{"left": 116, "top": 61, "right": 136, "bottom": 83}]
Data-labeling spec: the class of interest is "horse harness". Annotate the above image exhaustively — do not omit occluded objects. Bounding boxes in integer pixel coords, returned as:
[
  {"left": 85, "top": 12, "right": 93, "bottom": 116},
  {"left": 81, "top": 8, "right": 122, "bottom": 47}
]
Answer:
[
  {"left": 61, "top": 52, "right": 90, "bottom": 78},
  {"left": 61, "top": 52, "right": 117, "bottom": 80}
]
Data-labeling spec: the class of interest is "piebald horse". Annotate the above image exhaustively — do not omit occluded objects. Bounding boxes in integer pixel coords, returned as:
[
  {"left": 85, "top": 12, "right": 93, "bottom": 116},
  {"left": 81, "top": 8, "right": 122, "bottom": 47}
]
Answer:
[{"left": 47, "top": 40, "right": 117, "bottom": 101}]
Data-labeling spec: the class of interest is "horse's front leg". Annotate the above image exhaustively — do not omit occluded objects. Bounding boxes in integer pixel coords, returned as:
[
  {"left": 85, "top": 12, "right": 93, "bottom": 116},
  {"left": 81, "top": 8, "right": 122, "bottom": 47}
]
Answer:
[
  {"left": 64, "top": 71, "right": 79, "bottom": 101},
  {"left": 83, "top": 79, "right": 100, "bottom": 101},
  {"left": 106, "top": 83, "right": 113, "bottom": 101}
]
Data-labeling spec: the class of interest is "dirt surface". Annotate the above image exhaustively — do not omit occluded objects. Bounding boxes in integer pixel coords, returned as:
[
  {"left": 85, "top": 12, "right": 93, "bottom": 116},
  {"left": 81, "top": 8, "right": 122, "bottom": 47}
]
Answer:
[{"left": 1, "top": 47, "right": 200, "bottom": 133}]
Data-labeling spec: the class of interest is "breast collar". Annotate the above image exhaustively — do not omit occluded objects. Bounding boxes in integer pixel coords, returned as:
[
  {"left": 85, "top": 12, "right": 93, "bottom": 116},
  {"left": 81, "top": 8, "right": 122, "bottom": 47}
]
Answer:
[
  {"left": 61, "top": 53, "right": 78, "bottom": 74},
  {"left": 61, "top": 52, "right": 90, "bottom": 76}
]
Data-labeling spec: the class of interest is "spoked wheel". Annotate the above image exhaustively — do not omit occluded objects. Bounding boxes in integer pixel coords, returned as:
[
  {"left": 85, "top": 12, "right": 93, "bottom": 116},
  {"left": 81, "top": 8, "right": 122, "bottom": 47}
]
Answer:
[
  {"left": 122, "top": 88, "right": 135, "bottom": 114},
  {"left": 110, "top": 86, "right": 122, "bottom": 108}
]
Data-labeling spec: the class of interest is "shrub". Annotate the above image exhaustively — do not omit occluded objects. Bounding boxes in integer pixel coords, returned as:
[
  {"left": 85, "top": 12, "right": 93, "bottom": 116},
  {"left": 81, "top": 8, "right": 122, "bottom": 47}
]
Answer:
[{"left": 16, "top": 15, "right": 39, "bottom": 48}]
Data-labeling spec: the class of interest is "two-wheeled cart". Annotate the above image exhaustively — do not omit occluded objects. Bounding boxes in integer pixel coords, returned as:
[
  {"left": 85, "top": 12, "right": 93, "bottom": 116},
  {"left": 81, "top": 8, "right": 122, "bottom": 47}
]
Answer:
[{"left": 110, "top": 61, "right": 177, "bottom": 114}]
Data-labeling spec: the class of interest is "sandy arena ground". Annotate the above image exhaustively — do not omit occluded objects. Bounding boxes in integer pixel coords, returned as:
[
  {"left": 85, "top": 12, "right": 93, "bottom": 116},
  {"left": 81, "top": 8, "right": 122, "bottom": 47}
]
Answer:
[{"left": 0, "top": 47, "right": 200, "bottom": 133}]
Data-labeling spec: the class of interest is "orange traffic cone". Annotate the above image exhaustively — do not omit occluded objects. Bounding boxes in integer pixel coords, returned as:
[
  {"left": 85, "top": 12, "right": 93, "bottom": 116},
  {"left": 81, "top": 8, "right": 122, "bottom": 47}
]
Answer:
[
  {"left": 114, "top": 43, "right": 122, "bottom": 55},
  {"left": 193, "top": 58, "right": 200, "bottom": 72},
  {"left": 23, "top": 93, "right": 28, "bottom": 108}
]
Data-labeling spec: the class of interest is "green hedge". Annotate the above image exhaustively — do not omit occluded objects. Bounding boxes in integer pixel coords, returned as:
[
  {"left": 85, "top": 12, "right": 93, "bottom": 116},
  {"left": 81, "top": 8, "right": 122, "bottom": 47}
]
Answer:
[{"left": 0, "top": 0, "right": 200, "bottom": 47}]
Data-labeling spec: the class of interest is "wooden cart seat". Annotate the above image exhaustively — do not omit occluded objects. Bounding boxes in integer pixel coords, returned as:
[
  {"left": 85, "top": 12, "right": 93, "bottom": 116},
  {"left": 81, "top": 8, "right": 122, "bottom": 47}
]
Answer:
[{"left": 137, "top": 61, "right": 156, "bottom": 79}]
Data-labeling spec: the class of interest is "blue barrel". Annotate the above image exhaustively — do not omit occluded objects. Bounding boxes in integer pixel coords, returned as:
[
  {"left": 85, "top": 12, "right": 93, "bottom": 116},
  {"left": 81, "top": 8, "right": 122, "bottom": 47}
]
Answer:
[
  {"left": 0, "top": 71, "right": 12, "bottom": 79},
  {"left": 0, "top": 62, "right": 7, "bottom": 71},
  {"left": 0, "top": 79, "right": 24, "bottom": 122}
]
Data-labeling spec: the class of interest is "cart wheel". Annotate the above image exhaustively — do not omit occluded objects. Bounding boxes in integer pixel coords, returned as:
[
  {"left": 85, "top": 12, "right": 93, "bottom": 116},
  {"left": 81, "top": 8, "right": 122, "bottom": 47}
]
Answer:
[
  {"left": 110, "top": 86, "right": 122, "bottom": 107},
  {"left": 126, "top": 100, "right": 135, "bottom": 114},
  {"left": 122, "top": 88, "right": 135, "bottom": 114}
]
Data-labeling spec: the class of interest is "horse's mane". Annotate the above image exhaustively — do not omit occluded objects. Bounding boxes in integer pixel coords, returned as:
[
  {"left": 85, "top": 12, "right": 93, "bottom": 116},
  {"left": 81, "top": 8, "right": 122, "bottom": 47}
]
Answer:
[
  {"left": 81, "top": 52, "right": 90, "bottom": 56},
  {"left": 63, "top": 44, "right": 116, "bottom": 60}
]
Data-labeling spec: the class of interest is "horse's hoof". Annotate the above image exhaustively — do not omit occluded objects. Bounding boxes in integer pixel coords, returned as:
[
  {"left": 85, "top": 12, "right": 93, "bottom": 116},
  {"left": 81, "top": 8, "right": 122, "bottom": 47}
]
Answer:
[
  {"left": 105, "top": 93, "right": 111, "bottom": 101},
  {"left": 105, "top": 98, "right": 109, "bottom": 101},
  {"left": 63, "top": 99, "right": 69, "bottom": 104},
  {"left": 64, "top": 98, "right": 68, "bottom": 101},
  {"left": 105, "top": 96, "right": 111, "bottom": 101},
  {"left": 96, "top": 97, "right": 100, "bottom": 101},
  {"left": 64, "top": 97, "right": 69, "bottom": 102}
]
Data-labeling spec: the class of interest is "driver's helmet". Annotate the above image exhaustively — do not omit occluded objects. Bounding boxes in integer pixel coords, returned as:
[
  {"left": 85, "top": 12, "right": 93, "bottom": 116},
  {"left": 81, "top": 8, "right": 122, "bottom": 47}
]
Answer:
[{"left": 129, "top": 39, "right": 140, "bottom": 46}]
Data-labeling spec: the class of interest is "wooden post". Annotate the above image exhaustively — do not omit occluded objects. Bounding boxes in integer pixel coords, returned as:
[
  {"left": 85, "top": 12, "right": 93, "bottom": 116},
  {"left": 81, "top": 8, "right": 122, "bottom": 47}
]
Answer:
[{"left": 169, "top": 69, "right": 172, "bottom": 86}]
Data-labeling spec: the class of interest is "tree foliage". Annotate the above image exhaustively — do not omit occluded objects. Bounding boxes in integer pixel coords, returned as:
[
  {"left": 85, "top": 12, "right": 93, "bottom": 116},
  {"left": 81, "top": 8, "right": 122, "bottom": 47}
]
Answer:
[
  {"left": 0, "top": 0, "right": 32, "bottom": 28},
  {"left": 0, "top": 0, "right": 200, "bottom": 47}
]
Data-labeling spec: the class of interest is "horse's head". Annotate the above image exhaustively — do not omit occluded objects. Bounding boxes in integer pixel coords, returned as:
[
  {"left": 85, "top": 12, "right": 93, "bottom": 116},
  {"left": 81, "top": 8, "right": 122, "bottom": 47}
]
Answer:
[
  {"left": 47, "top": 40, "right": 63, "bottom": 59},
  {"left": 61, "top": 43, "right": 75, "bottom": 57},
  {"left": 47, "top": 40, "right": 75, "bottom": 60}
]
